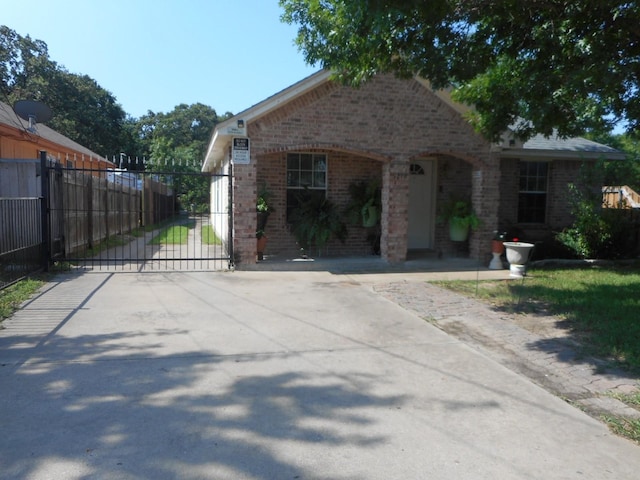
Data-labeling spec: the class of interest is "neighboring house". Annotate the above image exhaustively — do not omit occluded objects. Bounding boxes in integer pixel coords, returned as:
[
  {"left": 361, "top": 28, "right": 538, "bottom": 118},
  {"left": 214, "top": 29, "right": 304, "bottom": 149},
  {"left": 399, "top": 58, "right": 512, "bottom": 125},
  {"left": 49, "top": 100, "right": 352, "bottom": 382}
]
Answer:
[
  {"left": 202, "top": 70, "right": 625, "bottom": 266},
  {"left": 0, "top": 101, "right": 113, "bottom": 196}
]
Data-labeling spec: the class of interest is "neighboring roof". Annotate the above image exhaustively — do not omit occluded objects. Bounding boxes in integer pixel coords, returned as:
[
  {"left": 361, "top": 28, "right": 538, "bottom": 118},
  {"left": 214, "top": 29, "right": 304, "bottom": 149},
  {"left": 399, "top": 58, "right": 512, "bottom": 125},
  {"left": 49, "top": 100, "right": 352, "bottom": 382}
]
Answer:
[
  {"left": 523, "top": 134, "right": 619, "bottom": 153},
  {"left": 0, "top": 101, "right": 107, "bottom": 160},
  {"left": 498, "top": 127, "right": 626, "bottom": 160}
]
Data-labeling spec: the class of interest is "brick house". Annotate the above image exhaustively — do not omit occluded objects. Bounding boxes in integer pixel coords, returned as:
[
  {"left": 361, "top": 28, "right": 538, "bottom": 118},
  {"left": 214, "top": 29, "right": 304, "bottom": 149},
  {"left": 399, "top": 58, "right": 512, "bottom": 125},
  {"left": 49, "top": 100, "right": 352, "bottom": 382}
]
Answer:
[{"left": 202, "top": 70, "right": 624, "bottom": 266}]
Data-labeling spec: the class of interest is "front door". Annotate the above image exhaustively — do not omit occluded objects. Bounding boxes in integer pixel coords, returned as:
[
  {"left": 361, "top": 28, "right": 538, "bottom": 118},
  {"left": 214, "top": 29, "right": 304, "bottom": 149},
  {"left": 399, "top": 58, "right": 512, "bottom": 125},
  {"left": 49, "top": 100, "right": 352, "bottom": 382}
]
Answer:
[{"left": 408, "top": 159, "right": 436, "bottom": 249}]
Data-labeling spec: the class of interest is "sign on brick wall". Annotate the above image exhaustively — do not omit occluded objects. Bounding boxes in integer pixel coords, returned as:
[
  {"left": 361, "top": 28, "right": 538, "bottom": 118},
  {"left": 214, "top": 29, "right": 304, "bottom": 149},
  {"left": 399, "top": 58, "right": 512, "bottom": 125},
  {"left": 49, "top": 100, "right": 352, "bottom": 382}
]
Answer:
[
  {"left": 232, "top": 137, "right": 250, "bottom": 164},
  {"left": 224, "top": 119, "right": 246, "bottom": 136}
]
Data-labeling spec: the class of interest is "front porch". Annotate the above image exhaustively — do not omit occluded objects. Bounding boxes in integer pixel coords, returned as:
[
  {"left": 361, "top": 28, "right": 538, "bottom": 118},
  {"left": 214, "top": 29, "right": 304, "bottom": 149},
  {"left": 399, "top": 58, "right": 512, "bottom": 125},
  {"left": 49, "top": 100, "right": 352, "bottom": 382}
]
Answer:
[{"left": 236, "top": 250, "right": 510, "bottom": 280}]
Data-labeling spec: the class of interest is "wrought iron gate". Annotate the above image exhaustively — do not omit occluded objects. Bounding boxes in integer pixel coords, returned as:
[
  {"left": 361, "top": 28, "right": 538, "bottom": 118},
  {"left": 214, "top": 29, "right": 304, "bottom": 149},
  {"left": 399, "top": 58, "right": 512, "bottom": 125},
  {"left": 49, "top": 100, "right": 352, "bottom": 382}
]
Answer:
[{"left": 43, "top": 152, "right": 233, "bottom": 272}]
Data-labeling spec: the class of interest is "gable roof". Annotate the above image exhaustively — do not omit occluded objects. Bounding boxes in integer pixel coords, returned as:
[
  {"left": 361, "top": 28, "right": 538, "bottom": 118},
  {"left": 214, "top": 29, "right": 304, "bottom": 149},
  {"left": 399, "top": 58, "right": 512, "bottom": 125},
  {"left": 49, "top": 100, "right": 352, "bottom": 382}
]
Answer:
[
  {"left": 203, "top": 70, "right": 478, "bottom": 172},
  {"left": 202, "top": 70, "right": 627, "bottom": 170},
  {"left": 203, "top": 70, "right": 332, "bottom": 171},
  {"left": 0, "top": 101, "right": 107, "bottom": 161}
]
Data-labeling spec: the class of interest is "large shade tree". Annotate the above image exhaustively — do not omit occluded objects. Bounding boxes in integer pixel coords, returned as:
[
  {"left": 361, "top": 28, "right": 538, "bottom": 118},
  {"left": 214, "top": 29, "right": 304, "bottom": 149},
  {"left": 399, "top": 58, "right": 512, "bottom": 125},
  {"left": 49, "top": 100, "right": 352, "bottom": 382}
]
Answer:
[{"left": 280, "top": 0, "right": 640, "bottom": 141}]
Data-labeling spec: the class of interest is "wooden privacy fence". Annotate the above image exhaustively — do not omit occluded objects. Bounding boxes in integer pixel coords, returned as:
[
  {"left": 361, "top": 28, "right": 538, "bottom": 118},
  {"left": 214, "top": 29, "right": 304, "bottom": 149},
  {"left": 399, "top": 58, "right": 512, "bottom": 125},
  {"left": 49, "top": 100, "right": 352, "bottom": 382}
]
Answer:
[
  {"left": 55, "top": 168, "right": 140, "bottom": 255},
  {"left": 50, "top": 165, "right": 175, "bottom": 258}
]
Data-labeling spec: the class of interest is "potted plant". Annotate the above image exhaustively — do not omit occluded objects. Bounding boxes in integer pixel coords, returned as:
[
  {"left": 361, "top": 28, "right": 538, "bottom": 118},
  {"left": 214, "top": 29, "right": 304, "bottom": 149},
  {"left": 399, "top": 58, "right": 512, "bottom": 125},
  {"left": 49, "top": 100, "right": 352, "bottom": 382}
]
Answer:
[
  {"left": 492, "top": 230, "right": 507, "bottom": 254},
  {"left": 289, "top": 188, "right": 347, "bottom": 256},
  {"left": 489, "top": 230, "right": 508, "bottom": 269},
  {"left": 256, "top": 183, "right": 272, "bottom": 260},
  {"left": 256, "top": 229, "right": 267, "bottom": 261},
  {"left": 437, "top": 197, "right": 480, "bottom": 241}
]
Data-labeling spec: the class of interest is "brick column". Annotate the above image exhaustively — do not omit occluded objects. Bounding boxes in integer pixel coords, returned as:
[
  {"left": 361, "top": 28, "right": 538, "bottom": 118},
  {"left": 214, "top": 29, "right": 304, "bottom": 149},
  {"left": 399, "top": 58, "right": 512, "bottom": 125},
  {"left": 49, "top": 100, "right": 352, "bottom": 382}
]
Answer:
[
  {"left": 470, "top": 155, "right": 500, "bottom": 261},
  {"left": 381, "top": 159, "right": 409, "bottom": 263},
  {"left": 232, "top": 160, "right": 258, "bottom": 265}
]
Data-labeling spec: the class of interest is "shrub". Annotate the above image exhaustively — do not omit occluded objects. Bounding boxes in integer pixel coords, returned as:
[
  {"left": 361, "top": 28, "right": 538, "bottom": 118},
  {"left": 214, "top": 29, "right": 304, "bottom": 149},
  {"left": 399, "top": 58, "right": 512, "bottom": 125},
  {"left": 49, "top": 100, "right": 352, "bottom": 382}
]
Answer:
[{"left": 557, "top": 162, "right": 637, "bottom": 259}]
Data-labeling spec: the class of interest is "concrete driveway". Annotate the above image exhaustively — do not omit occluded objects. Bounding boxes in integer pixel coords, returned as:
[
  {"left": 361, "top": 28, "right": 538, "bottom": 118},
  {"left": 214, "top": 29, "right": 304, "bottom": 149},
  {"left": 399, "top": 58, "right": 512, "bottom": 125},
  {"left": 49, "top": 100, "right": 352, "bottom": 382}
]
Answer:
[{"left": 0, "top": 270, "right": 638, "bottom": 479}]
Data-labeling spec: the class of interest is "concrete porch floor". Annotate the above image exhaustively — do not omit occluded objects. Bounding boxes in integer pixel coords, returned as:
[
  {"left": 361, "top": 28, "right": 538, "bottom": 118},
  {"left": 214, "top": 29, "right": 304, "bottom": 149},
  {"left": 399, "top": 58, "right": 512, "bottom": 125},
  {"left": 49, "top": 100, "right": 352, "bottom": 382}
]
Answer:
[{"left": 241, "top": 250, "right": 512, "bottom": 281}]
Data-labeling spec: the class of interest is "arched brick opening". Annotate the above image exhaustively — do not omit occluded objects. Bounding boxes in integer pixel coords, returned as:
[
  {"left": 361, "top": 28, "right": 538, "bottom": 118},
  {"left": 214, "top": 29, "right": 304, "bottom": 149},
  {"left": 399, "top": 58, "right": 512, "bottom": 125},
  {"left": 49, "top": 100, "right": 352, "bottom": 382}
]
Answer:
[
  {"left": 250, "top": 145, "right": 391, "bottom": 262},
  {"left": 406, "top": 150, "right": 499, "bottom": 262}
]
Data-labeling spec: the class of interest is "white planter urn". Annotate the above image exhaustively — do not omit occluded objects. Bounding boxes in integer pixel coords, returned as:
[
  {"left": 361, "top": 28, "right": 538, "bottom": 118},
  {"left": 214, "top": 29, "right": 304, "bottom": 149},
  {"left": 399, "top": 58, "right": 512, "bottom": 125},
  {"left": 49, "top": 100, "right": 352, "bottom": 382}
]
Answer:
[{"left": 503, "top": 242, "right": 535, "bottom": 277}]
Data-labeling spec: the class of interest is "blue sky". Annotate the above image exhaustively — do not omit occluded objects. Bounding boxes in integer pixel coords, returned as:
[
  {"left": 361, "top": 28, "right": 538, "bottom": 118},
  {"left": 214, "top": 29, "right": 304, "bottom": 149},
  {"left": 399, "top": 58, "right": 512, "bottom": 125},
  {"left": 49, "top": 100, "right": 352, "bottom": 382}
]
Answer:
[{"left": 2, "top": 0, "right": 319, "bottom": 119}]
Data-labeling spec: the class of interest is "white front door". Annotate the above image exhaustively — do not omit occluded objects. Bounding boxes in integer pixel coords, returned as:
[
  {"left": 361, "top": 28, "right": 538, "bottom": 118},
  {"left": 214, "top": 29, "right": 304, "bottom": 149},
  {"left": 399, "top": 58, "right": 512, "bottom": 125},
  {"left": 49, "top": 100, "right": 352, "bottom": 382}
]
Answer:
[{"left": 408, "top": 160, "right": 436, "bottom": 249}]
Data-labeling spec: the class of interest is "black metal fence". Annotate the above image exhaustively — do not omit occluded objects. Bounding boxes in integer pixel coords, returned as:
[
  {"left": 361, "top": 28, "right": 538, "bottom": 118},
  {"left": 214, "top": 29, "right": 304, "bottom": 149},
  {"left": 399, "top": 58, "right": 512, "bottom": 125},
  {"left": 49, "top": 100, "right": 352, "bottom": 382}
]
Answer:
[
  {"left": 0, "top": 197, "right": 43, "bottom": 289},
  {"left": 0, "top": 152, "right": 233, "bottom": 289},
  {"left": 45, "top": 155, "right": 233, "bottom": 272}
]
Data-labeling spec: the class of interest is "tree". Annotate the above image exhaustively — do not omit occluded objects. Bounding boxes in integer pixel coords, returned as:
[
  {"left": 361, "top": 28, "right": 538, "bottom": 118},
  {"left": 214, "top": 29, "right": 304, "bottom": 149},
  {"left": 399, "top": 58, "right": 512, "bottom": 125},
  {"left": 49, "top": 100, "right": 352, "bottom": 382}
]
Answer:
[
  {"left": 125, "top": 103, "right": 224, "bottom": 212},
  {"left": 0, "top": 26, "right": 128, "bottom": 155},
  {"left": 280, "top": 0, "right": 640, "bottom": 141},
  {"left": 584, "top": 132, "right": 640, "bottom": 190}
]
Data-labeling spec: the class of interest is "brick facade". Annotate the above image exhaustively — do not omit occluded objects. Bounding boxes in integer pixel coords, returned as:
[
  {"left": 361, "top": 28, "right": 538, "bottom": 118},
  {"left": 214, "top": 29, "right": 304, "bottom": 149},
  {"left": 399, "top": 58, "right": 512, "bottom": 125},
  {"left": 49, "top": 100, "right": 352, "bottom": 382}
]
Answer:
[
  {"left": 230, "top": 74, "right": 499, "bottom": 265},
  {"left": 498, "top": 157, "right": 598, "bottom": 258}
]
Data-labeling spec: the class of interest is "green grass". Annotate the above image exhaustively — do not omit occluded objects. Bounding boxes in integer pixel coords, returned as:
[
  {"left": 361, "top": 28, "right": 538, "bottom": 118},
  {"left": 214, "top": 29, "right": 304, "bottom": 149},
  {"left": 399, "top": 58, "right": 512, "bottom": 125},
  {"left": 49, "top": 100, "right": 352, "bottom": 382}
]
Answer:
[
  {"left": 607, "top": 390, "right": 640, "bottom": 408},
  {"left": 434, "top": 264, "right": 640, "bottom": 372},
  {"left": 81, "top": 234, "right": 130, "bottom": 257},
  {"left": 0, "top": 277, "right": 46, "bottom": 321},
  {"left": 150, "top": 225, "right": 190, "bottom": 245},
  {"left": 602, "top": 416, "right": 640, "bottom": 444},
  {"left": 149, "top": 218, "right": 200, "bottom": 245},
  {"left": 201, "top": 225, "right": 222, "bottom": 245}
]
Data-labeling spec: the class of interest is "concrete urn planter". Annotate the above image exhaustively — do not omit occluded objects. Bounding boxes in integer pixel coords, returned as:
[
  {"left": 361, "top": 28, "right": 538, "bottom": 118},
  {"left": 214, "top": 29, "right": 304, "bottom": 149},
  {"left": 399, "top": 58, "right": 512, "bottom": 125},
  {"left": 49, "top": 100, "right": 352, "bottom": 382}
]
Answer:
[{"left": 503, "top": 242, "right": 534, "bottom": 277}]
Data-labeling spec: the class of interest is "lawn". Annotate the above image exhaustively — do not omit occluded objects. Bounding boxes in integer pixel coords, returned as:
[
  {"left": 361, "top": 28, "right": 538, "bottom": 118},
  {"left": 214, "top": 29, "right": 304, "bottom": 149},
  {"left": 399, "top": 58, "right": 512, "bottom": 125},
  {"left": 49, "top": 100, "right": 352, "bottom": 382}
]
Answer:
[
  {"left": 435, "top": 264, "right": 640, "bottom": 372},
  {"left": 201, "top": 225, "right": 222, "bottom": 245},
  {"left": 149, "top": 224, "right": 191, "bottom": 245},
  {"left": 150, "top": 222, "right": 221, "bottom": 246},
  {"left": 0, "top": 277, "right": 46, "bottom": 321}
]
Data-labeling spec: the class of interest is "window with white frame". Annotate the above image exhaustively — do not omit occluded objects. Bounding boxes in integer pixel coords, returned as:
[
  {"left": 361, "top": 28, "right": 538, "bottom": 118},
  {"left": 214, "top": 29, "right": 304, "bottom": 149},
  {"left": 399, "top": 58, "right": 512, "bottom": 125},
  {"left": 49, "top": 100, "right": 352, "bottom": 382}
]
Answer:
[
  {"left": 286, "top": 152, "right": 327, "bottom": 220},
  {"left": 518, "top": 161, "right": 548, "bottom": 223}
]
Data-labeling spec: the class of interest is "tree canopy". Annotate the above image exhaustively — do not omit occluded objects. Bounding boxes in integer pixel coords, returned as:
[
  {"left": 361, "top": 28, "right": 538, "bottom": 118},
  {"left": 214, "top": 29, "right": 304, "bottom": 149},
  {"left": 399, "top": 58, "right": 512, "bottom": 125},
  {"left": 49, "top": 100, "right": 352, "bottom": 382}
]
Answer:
[
  {"left": 280, "top": 0, "right": 640, "bottom": 141},
  {"left": 122, "top": 103, "right": 229, "bottom": 211},
  {"left": 127, "top": 103, "right": 227, "bottom": 163},
  {"left": 0, "top": 25, "right": 231, "bottom": 172},
  {"left": 0, "top": 26, "right": 128, "bottom": 154}
]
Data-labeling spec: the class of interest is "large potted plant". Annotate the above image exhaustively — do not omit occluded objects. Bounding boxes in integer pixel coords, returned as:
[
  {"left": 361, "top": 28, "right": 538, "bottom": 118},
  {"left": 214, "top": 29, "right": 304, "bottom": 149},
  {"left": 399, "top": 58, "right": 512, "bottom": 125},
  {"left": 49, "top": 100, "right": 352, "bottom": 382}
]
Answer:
[
  {"left": 289, "top": 189, "right": 347, "bottom": 257},
  {"left": 438, "top": 197, "right": 480, "bottom": 241}
]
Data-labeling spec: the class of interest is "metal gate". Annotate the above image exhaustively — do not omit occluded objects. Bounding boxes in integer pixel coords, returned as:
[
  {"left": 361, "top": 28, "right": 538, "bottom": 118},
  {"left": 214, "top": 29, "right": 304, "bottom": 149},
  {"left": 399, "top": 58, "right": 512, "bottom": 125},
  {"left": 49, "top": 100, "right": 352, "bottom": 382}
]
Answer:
[{"left": 42, "top": 152, "right": 233, "bottom": 272}]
